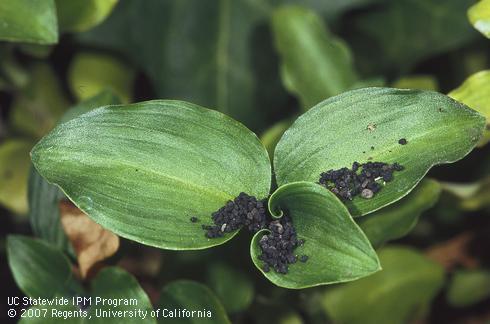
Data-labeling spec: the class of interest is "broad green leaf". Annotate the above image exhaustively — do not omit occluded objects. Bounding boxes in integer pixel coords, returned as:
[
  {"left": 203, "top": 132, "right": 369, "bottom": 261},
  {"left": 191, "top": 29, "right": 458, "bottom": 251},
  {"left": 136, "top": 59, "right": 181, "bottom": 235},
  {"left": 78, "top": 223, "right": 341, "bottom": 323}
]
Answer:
[
  {"left": 357, "top": 179, "right": 441, "bottom": 248},
  {"left": 0, "top": 140, "right": 33, "bottom": 214},
  {"left": 274, "top": 87, "right": 485, "bottom": 217},
  {"left": 392, "top": 75, "right": 439, "bottom": 91},
  {"left": 56, "top": 0, "right": 119, "bottom": 33},
  {"left": 31, "top": 100, "right": 271, "bottom": 250},
  {"left": 0, "top": 0, "right": 58, "bottom": 44},
  {"left": 447, "top": 269, "right": 490, "bottom": 307},
  {"left": 271, "top": 5, "right": 358, "bottom": 110},
  {"left": 158, "top": 280, "right": 231, "bottom": 324},
  {"left": 29, "top": 91, "right": 121, "bottom": 252},
  {"left": 251, "top": 182, "right": 380, "bottom": 289},
  {"left": 322, "top": 246, "right": 445, "bottom": 324},
  {"left": 207, "top": 263, "right": 254, "bottom": 314},
  {"left": 468, "top": 0, "right": 490, "bottom": 38},
  {"left": 449, "top": 70, "right": 490, "bottom": 146},
  {"left": 68, "top": 52, "right": 134, "bottom": 103},
  {"left": 7, "top": 235, "right": 72, "bottom": 298},
  {"left": 350, "top": 0, "right": 477, "bottom": 74},
  {"left": 10, "top": 63, "right": 69, "bottom": 139},
  {"left": 89, "top": 267, "right": 155, "bottom": 323}
]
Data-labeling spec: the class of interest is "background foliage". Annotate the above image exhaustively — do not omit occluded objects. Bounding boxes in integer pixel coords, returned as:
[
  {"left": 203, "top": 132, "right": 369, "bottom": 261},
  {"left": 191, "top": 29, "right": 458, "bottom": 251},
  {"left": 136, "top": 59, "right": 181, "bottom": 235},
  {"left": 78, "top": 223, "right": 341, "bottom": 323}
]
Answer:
[{"left": 1, "top": 0, "right": 490, "bottom": 323}]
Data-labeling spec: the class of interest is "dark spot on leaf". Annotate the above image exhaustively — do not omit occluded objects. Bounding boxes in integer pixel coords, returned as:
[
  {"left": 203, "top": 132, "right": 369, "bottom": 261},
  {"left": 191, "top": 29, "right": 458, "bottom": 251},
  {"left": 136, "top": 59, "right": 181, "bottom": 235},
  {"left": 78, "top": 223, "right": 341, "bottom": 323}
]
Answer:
[
  {"left": 398, "top": 138, "right": 408, "bottom": 145},
  {"left": 190, "top": 216, "right": 199, "bottom": 223},
  {"left": 371, "top": 146, "right": 375, "bottom": 150},
  {"left": 299, "top": 255, "right": 309, "bottom": 263}
]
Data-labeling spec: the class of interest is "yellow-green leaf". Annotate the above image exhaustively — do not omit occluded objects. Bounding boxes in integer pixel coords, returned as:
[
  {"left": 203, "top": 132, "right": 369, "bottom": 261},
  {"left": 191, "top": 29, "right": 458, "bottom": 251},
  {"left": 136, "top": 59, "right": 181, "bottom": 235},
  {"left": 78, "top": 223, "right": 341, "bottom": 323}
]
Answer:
[
  {"left": 468, "top": 0, "right": 490, "bottom": 38},
  {"left": 449, "top": 70, "right": 490, "bottom": 146}
]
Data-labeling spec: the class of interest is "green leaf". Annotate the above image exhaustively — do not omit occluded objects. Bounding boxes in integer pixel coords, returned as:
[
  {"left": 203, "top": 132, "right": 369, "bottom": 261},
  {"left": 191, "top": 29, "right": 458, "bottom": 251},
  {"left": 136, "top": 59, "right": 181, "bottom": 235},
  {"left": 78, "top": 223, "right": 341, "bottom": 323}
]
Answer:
[
  {"left": 89, "top": 267, "right": 156, "bottom": 323},
  {"left": 322, "top": 246, "right": 445, "bottom": 324},
  {"left": 0, "top": 0, "right": 58, "bottom": 44},
  {"left": 391, "top": 75, "right": 439, "bottom": 91},
  {"left": 56, "top": 0, "right": 119, "bottom": 33},
  {"left": 357, "top": 179, "right": 441, "bottom": 248},
  {"left": 31, "top": 100, "right": 271, "bottom": 250},
  {"left": 274, "top": 87, "right": 485, "bottom": 217},
  {"left": 271, "top": 5, "right": 358, "bottom": 110},
  {"left": 447, "top": 269, "right": 490, "bottom": 307},
  {"left": 60, "top": 89, "right": 122, "bottom": 123},
  {"left": 28, "top": 167, "right": 71, "bottom": 253},
  {"left": 19, "top": 267, "right": 154, "bottom": 324},
  {"left": 441, "top": 177, "right": 490, "bottom": 211},
  {"left": 251, "top": 182, "right": 380, "bottom": 289},
  {"left": 0, "top": 139, "right": 33, "bottom": 214},
  {"left": 449, "top": 70, "right": 490, "bottom": 146},
  {"left": 7, "top": 235, "right": 72, "bottom": 298},
  {"left": 10, "top": 63, "right": 69, "bottom": 139},
  {"left": 68, "top": 52, "right": 134, "bottom": 103},
  {"left": 29, "top": 91, "right": 121, "bottom": 252},
  {"left": 468, "top": 0, "right": 490, "bottom": 38},
  {"left": 78, "top": 0, "right": 271, "bottom": 129},
  {"left": 351, "top": 0, "right": 477, "bottom": 74},
  {"left": 260, "top": 119, "right": 293, "bottom": 159},
  {"left": 207, "top": 262, "right": 254, "bottom": 314},
  {"left": 158, "top": 280, "right": 231, "bottom": 324},
  {"left": 270, "top": 0, "right": 384, "bottom": 20}
]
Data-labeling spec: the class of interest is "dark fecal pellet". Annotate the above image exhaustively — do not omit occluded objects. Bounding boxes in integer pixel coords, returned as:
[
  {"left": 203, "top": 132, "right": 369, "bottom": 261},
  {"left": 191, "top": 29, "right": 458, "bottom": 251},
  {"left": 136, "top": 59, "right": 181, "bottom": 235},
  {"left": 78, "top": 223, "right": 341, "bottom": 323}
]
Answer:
[
  {"left": 398, "top": 138, "right": 407, "bottom": 145},
  {"left": 318, "top": 161, "right": 404, "bottom": 201},
  {"left": 300, "top": 255, "right": 309, "bottom": 263},
  {"left": 190, "top": 216, "right": 199, "bottom": 223},
  {"left": 371, "top": 146, "right": 375, "bottom": 150},
  {"left": 203, "top": 192, "right": 307, "bottom": 275}
]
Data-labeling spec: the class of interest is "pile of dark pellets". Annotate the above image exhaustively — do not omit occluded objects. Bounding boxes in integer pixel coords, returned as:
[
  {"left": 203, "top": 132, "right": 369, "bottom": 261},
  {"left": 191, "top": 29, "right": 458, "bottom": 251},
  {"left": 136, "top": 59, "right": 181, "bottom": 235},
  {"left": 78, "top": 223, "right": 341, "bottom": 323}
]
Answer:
[
  {"left": 257, "top": 216, "right": 307, "bottom": 274},
  {"left": 319, "top": 161, "right": 404, "bottom": 201},
  {"left": 199, "top": 192, "right": 268, "bottom": 238},
  {"left": 193, "top": 192, "right": 307, "bottom": 274}
]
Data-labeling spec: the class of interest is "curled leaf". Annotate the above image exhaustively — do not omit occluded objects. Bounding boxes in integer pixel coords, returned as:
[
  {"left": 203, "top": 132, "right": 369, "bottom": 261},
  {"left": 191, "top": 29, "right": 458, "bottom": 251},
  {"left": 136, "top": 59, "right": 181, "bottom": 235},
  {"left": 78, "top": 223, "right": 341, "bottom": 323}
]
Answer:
[{"left": 251, "top": 182, "right": 380, "bottom": 289}]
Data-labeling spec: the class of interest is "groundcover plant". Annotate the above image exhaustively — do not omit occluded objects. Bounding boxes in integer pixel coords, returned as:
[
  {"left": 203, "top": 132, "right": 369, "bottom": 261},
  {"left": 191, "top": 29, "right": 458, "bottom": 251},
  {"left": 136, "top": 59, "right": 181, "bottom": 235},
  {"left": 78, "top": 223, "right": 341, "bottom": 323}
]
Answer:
[{"left": 2, "top": 0, "right": 490, "bottom": 323}]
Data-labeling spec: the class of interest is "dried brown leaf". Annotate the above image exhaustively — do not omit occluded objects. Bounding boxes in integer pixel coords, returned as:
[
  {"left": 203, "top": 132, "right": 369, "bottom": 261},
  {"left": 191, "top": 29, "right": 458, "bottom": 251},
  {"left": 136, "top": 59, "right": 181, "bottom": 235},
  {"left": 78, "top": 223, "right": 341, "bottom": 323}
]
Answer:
[{"left": 59, "top": 200, "right": 119, "bottom": 278}]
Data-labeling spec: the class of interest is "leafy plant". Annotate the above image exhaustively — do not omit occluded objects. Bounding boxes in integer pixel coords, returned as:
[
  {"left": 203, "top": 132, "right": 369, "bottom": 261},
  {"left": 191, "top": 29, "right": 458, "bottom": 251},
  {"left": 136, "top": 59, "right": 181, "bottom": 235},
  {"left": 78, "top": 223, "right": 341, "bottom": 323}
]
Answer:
[{"left": 3, "top": 0, "right": 490, "bottom": 323}]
